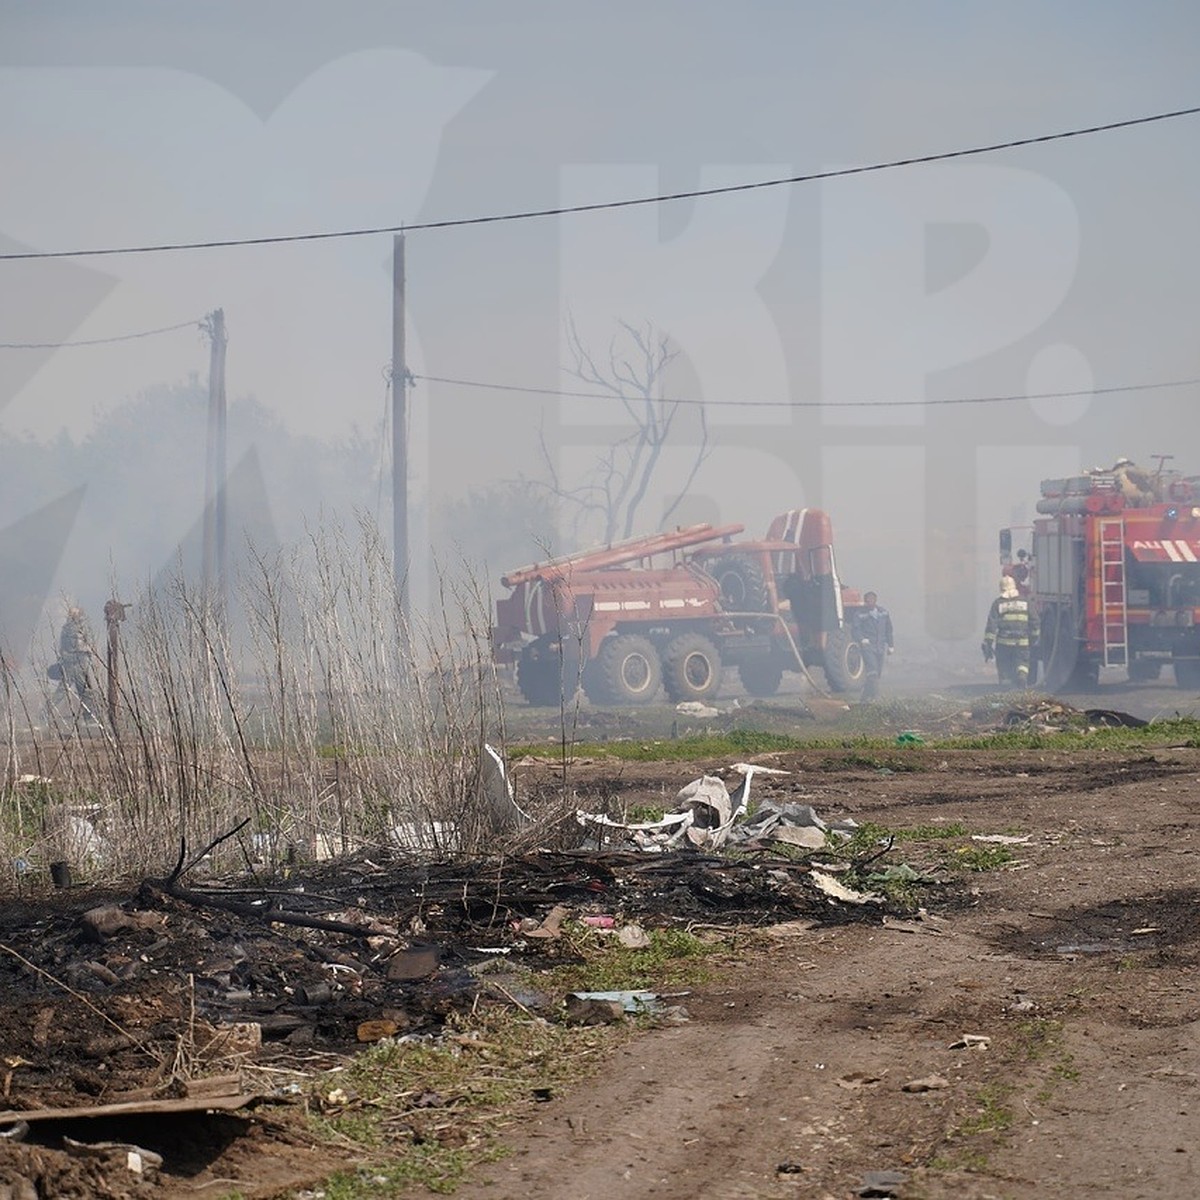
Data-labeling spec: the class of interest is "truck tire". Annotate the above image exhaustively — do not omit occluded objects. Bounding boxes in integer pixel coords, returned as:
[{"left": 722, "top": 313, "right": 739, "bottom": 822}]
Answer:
[
  {"left": 1067, "top": 657, "right": 1101, "bottom": 691},
  {"left": 1172, "top": 655, "right": 1200, "bottom": 690},
  {"left": 662, "top": 633, "right": 723, "bottom": 703},
  {"left": 1039, "top": 603, "right": 1081, "bottom": 693},
  {"left": 738, "top": 657, "right": 783, "bottom": 697},
  {"left": 586, "top": 634, "right": 661, "bottom": 706},
  {"left": 822, "top": 627, "right": 864, "bottom": 693},
  {"left": 709, "top": 556, "right": 770, "bottom": 613},
  {"left": 517, "top": 637, "right": 578, "bottom": 706}
]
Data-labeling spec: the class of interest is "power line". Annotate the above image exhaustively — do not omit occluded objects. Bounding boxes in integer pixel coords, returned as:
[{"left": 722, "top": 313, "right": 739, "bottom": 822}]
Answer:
[
  {"left": 412, "top": 372, "right": 1200, "bottom": 410},
  {"left": 0, "top": 318, "right": 202, "bottom": 349},
  {"left": 2, "top": 105, "right": 1198, "bottom": 262}
]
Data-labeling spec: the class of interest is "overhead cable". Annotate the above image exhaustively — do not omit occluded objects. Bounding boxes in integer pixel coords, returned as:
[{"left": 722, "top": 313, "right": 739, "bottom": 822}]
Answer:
[
  {"left": 0, "top": 318, "right": 202, "bottom": 350},
  {"left": 412, "top": 372, "right": 1200, "bottom": 410},
  {"left": 1, "top": 105, "right": 1197, "bottom": 262}
]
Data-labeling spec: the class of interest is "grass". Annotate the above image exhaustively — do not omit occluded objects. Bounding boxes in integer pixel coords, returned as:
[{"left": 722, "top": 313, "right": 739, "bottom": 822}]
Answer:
[
  {"left": 297, "top": 926, "right": 720, "bottom": 1196},
  {"left": 824, "top": 817, "right": 1016, "bottom": 906},
  {"left": 538, "top": 925, "right": 719, "bottom": 993},
  {"left": 953, "top": 1082, "right": 1016, "bottom": 1138},
  {"left": 509, "top": 728, "right": 811, "bottom": 762},
  {"left": 928, "top": 1017, "right": 1081, "bottom": 1178},
  {"left": 305, "top": 1008, "right": 620, "bottom": 1196},
  {"left": 508, "top": 713, "right": 1200, "bottom": 766},
  {"left": 950, "top": 845, "right": 1016, "bottom": 872}
]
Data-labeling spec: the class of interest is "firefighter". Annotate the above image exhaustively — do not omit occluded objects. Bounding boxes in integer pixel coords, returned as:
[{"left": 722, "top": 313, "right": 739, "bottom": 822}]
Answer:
[
  {"left": 1009, "top": 549, "right": 1031, "bottom": 591},
  {"left": 981, "top": 577, "right": 1039, "bottom": 687},
  {"left": 852, "top": 591, "right": 894, "bottom": 701},
  {"left": 1110, "top": 457, "right": 1158, "bottom": 507},
  {"left": 57, "top": 606, "right": 97, "bottom": 704}
]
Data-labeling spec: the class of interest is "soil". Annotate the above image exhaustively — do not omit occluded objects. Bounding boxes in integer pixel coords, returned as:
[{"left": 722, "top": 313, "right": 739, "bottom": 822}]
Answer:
[{"left": 1, "top": 693, "right": 1198, "bottom": 1198}]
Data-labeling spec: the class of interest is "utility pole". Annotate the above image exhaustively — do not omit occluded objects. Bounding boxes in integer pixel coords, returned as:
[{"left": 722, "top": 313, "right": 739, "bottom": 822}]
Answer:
[
  {"left": 391, "top": 236, "right": 409, "bottom": 630},
  {"left": 202, "top": 309, "right": 228, "bottom": 626},
  {"left": 104, "top": 599, "right": 130, "bottom": 734}
]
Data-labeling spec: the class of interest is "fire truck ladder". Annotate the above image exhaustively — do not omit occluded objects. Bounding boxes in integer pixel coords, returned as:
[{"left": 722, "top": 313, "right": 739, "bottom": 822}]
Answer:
[{"left": 1098, "top": 517, "right": 1128, "bottom": 667}]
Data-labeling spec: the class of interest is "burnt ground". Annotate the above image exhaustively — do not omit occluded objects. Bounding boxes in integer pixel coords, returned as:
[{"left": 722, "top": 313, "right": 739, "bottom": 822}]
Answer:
[{"left": 1, "top": 727, "right": 1199, "bottom": 1198}]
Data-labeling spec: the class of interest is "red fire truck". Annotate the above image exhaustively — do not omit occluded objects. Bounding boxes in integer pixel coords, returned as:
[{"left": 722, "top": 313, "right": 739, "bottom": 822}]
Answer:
[
  {"left": 1000, "top": 465, "right": 1200, "bottom": 689},
  {"left": 492, "top": 509, "right": 867, "bottom": 706}
]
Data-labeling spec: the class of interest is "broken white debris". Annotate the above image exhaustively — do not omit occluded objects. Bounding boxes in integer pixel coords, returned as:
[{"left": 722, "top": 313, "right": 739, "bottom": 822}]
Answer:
[
  {"left": 809, "top": 870, "right": 881, "bottom": 905},
  {"left": 482, "top": 743, "right": 532, "bottom": 829}
]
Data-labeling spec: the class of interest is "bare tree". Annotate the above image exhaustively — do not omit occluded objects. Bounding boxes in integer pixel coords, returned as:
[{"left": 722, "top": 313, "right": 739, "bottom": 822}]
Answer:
[{"left": 540, "top": 317, "right": 710, "bottom": 544}]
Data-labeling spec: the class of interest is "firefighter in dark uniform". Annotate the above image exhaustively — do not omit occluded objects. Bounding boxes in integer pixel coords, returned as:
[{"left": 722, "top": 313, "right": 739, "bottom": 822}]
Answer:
[
  {"left": 851, "top": 591, "right": 894, "bottom": 701},
  {"left": 982, "top": 577, "right": 1039, "bottom": 687}
]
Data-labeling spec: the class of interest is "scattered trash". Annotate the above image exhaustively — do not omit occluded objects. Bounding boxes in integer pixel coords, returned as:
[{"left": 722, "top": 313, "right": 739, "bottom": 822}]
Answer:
[
  {"left": 675, "top": 775, "right": 736, "bottom": 849},
  {"left": 675, "top": 701, "right": 720, "bottom": 719},
  {"left": 63, "top": 1137, "right": 163, "bottom": 1177},
  {"left": 857, "top": 1169, "right": 908, "bottom": 1198},
  {"left": 1084, "top": 708, "right": 1148, "bottom": 729},
  {"left": 386, "top": 944, "right": 441, "bottom": 980},
  {"left": 895, "top": 731, "right": 924, "bottom": 745},
  {"left": 948, "top": 1034, "right": 991, "bottom": 1050},
  {"left": 520, "top": 904, "right": 570, "bottom": 940},
  {"left": 569, "top": 990, "right": 663, "bottom": 1015},
  {"left": 357, "top": 1018, "right": 403, "bottom": 1043},
  {"left": 616, "top": 923, "right": 651, "bottom": 949},
  {"left": 482, "top": 743, "right": 533, "bottom": 830},
  {"left": 809, "top": 871, "right": 881, "bottom": 906},
  {"left": 776, "top": 1160, "right": 805, "bottom": 1174},
  {"left": 577, "top": 764, "right": 863, "bottom": 857},
  {"left": 581, "top": 914, "right": 615, "bottom": 929},
  {"left": 727, "top": 800, "right": 834, "bottom": 849},
  {"left": 563, "top": 995, "right": 625, "bottom": 1025},
  {"left": 970, "top": 834, "right": 1030, "bottom": 845},
  {"left": 80, "top": 904, "right": 162, "bottom": 943},
  {"left": 901, "top": 1074, "right": 950, "bottom": 1092}
]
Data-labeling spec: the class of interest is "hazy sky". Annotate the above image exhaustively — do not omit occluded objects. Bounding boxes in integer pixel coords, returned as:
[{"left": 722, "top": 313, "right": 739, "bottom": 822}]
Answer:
[{"left": 2, "top": 2, "right": 1198, "bottom": 644}]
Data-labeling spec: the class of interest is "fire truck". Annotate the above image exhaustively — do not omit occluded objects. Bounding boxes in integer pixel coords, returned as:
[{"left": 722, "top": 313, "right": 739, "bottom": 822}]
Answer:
[
  {"left": 492, "top": 509, "right": 867, "bottom": 706},
  {"left": 1000, "top": 464, "right": 1200, "bottom": 690}
]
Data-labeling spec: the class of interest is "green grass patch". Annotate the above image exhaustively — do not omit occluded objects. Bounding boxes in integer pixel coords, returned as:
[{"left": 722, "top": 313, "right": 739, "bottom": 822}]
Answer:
[
  {"left": 539, "top": 925, "right": 718, "bottom": 993},
  {"left": 896, "top": 821, "right": 969, "bottom": 841},
  {"left": 954, "top": 1082, "right": 1015, "bottom": 1138},
  {"left": 508, "top": 710, "right": 1200, "bottom": 762},
  {"left": 305, "top": 1008, "right": 618, "bottom": 1195},
  {"left": 950, "top": 844, "right": 1016, "bottom": 872},
  {"left": 511, "top": 728, "right": 810, "bottom": 762}
]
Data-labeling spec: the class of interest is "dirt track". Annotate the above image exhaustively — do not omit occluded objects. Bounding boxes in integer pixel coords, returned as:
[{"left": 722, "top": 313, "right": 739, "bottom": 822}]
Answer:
[{"left": 477, "top": 740, "right": 1200, "bottom": 1200}]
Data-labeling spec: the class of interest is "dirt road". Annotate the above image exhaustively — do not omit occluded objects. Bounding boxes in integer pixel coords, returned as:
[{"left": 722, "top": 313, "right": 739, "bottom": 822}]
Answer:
[{"left": 478, "top": 743, "right": 1200, "bottom": 1200}]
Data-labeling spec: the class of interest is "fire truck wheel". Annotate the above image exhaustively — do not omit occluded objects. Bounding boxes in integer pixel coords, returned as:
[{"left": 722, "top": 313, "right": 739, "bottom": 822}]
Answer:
[
  {"left": 708, "top": 556, "right": 771, "bottom": 612},
  {"left": 738, "top": 657, "right": 783, "bottom": 697},
  {"left": 822, "top": 628, "right": 865, "bottom": 693},
  {"left": 1173, "top": 656, "right": 1200, "bottom": 689},
  {"left": 517, "top": 638, "right": 577, "bottom": 706},
  {"left": 1039, "top": 604, "right": 1081, "bottom": 692},
  {"left": 662, "top": 633, "right": 723, "bottom": 703},
  {"left": 587, "top": 634, "right": 662, "bottom": 705},
  {"left": 1066, "top": 657, "right": 1100, "bottom": 691}
]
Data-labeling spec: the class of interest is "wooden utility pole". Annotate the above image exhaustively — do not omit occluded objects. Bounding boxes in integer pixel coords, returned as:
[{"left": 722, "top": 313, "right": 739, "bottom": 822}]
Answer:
[
  {"left": 202, "top": 309, "right": 228, "bottom": 625},
  {"left": 391, "top": 236, "right": 409, "bottom": 628},
  {"left": 104, "top": 599, "right": 130, "bottom": 734}
]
